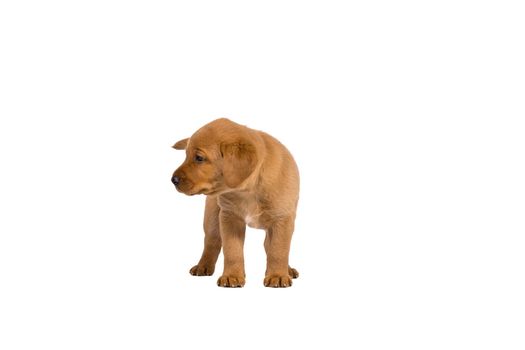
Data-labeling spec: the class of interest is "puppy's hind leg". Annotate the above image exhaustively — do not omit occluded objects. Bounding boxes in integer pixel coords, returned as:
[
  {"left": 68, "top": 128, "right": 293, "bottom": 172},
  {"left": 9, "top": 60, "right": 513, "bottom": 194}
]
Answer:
[
  {"left": 288, "top": 266, "right": 299, "bottom": 279},
  {"left": 190, "top": 196, "right": 222, "bottom": 276}
]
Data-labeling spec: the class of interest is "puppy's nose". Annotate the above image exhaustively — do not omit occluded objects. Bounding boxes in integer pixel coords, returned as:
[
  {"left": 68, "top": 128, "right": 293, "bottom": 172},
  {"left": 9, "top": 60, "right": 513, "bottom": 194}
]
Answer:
[{"left": 171, "top": 175, "right": 180, "bottom": 186}]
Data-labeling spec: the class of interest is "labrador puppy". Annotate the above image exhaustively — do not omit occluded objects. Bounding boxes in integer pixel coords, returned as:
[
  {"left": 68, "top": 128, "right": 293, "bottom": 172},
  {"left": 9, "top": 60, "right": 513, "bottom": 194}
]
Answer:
[{"left": 171, "top": 118, "right": 299, "bottom": 287}]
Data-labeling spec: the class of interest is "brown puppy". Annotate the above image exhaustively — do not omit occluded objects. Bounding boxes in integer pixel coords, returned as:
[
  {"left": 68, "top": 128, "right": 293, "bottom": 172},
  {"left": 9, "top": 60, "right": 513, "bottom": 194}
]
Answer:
[{"left": 171, "top": 118, "right": 300, "bottom": 288}]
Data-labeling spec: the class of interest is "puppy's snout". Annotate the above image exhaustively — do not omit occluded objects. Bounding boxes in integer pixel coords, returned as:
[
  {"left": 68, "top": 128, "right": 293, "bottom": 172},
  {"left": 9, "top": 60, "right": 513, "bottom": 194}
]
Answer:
[{"left": 171, "top": 175, "right": 180, "bottom": 186}]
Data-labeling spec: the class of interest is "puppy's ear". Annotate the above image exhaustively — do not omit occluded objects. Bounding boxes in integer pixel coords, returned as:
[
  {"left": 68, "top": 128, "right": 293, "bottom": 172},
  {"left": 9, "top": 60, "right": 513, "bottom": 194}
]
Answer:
[
  {"left": 172, "top": 138, "right": 189, "bottom": 150},
  {"left": 221, "top": 141, "right": 258, "bottom": 188}
]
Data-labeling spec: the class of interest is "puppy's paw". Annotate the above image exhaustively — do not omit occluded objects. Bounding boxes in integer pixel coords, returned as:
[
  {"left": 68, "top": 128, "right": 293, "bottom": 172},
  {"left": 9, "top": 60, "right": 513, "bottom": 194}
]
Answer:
[
  {"left": 217, "top": 275, "right": 245, "bottom": 288},
  {"left": 288, "top": 267, "right": 299, "bottom": 279},
  {"left": 189, "top": 265, "right": 215, "bottom": 276},
  {"left": 264, "top": 275, "right": 293, "bottom": 288}
]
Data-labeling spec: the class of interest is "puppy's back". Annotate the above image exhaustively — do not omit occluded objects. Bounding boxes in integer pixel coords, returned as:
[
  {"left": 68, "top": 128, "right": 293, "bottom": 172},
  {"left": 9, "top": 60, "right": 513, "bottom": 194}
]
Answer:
[{"left": 256, "top": 130, "right": 300, "bottom": 210}]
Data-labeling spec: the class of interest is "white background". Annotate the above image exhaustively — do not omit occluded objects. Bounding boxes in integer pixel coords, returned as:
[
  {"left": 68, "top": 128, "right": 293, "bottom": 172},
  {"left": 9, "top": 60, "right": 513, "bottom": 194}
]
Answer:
[{"left": 1, "top": 1, "right": 524, "bottom": 349}]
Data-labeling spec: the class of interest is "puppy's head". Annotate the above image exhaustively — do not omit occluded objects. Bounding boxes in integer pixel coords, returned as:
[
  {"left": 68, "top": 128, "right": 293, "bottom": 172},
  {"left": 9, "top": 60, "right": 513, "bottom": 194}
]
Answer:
[{"left": 171, "top": 118, "right": 259, "bottom": 196}]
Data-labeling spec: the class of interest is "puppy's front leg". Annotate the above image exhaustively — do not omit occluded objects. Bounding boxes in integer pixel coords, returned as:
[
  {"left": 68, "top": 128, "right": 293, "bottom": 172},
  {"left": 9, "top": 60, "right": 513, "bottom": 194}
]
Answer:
[
  {"left": 264, "top": 216, "right": 295, "bottom": 288},
  {"left": 190, "top": 196, "right": 222, "bottom": 276},
  {"left": 217, "top": 212, "right": 246, "bottom": 287}
]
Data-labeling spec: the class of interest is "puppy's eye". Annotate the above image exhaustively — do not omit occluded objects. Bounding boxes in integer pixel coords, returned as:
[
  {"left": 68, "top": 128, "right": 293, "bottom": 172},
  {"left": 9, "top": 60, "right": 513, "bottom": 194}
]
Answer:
[{"left": 194, "top": 155, "right": 205, "bottom": 163}]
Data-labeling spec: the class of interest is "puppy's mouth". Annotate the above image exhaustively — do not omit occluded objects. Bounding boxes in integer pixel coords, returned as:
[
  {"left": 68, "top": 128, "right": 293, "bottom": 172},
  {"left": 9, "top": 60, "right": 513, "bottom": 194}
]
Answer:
[
  {"left": 202, "top": 189, "right": 220, "bottom": 196},
  {"left": 179, "top": 186, "right": 217, "bottom": 196},
  {"left": 174, "top": 180, "right": 220, "bottom": 196},
  {"left": 192, "top": 188, "right": 217, "bottom": 196},
  {"left": 174, "top": 183, "right": 194, "bottom": 196}
]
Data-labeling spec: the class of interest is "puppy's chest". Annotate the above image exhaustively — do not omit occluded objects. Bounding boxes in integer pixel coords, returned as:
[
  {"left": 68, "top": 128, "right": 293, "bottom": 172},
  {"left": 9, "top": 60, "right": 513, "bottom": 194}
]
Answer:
[
  {"left": 244, "top": 211, "right": 262, "bottom": 229},
  {"left": 239, "top": 200, "right": 264, "bottom": 229},
  {"left": 218, "top": 193, "right": 265, "bottom": 229}
]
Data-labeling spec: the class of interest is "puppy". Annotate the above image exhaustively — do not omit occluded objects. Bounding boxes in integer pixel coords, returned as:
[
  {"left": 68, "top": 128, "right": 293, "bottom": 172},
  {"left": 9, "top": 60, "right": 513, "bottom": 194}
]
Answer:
[{"left": 171, "top": 118, "right": 300, "bottom": 288}]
